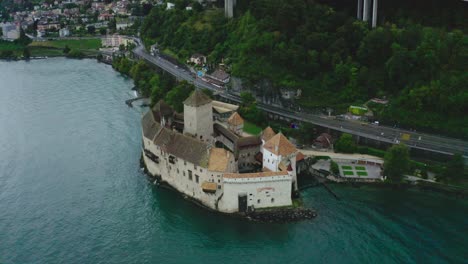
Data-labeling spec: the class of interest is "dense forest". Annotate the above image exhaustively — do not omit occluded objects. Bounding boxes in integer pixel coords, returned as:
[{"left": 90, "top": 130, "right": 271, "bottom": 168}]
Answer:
[{"left": 140, "top": 0, "right": 467, "bottom": 139}]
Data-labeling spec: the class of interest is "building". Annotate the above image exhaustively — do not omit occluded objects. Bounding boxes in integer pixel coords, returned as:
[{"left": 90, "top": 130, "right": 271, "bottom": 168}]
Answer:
[
  {"left": 227, "top": 112, "right": 243, "bottom": 136},
  {"left": 59, "top": 27, "right": 70, "bottom": 37},
  {"left": 188, "top": 53, "right": 206, "bottom": 65},
  {"left": 101, "top": 34, "right": 134, "bottom": 47},
  {"left": 1, "top": 22, "right": 20, "bottom": 40},
  {"left": 141, "top": 90, "right": 302, "bottom": 213},
  {"left": 166, "top": 2, "right": 175, "bottom": 9}
]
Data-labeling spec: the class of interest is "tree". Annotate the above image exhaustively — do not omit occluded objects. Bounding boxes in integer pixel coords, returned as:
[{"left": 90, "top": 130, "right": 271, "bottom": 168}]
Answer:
[
  {"left": 384, "top": 144, "right": 410, "bottom": 182},
  {"left": 87, "top": 26, "right": 96, "bottom": 34},
  {"left": 99, "top": 28, "right": 107, "bottom": 35},
  {"left": 240, "top": 91, "right": 255, "bottom": 107},
  {"left": 440, "top": 153, "right": 465, "bottom": 182},
  {"left": 165, "top": 81, "right": 195, "bottom": 112},
  {"left": 330, "top": 160, "right": 339, "bottom": 174},
  {"left": 22, "top": 48, "right": 30, "bottom": 59},
  {"left": 63, "top": 45, "right": 71, "bottom": 54},
  {"left": 201, "top": 88, "right": 213, "bottom": 98},
  {"left": 334, "top": 133, "right": 356, "bottom": 153}
]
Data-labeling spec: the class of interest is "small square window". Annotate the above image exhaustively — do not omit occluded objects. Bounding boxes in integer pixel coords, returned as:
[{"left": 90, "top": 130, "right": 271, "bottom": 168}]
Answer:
[
  {"left": 257, "top": 199, "right": 261, "bottom": 204},
  {"left": 271, "top": 198, "right": 274, "bottom": 203}
]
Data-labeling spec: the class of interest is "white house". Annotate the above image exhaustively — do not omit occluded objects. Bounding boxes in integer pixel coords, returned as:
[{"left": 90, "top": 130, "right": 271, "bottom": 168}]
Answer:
[
  {"left": 59, "top": 27, "right": 70, "bottom": 37},
  {"left": 166, "top": 2, "right": 175, "bottom": 9}
]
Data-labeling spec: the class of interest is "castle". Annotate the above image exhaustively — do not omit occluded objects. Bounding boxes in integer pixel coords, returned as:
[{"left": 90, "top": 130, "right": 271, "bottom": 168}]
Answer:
[{"left": 141, "top": 90, "right": 304, "bottom": 213}]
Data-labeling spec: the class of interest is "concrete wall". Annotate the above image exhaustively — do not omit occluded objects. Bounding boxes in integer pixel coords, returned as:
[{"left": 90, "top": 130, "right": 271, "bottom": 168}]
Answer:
[
  {"left": 218, "top": 175, "right": 292, "bottom": 213},
  {"left": 184, "top": 102, "right": 213, "bottom": 143}
]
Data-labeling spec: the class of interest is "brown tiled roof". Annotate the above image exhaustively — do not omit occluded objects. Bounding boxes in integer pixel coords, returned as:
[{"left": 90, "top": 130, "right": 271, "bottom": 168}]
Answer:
[
  {"left": 224, "top": 171, "right": 288, "bottom": 179},
  {"left": 263, "top": 133, "right": 297, "bottom": 156},
  {"left": 152, "top": 100, "right": 173, "bottom": 119},
  {"left": 183, "top": 89, "right": 212, "bottom": 107},
  {"left": 227, "top": 112, "right": 244, "bottom": 126},
  {"left": 296, "top": 151, "right": 305, "bottom": 162},
  {"left": 153, "top": 128, "right": 210, "bottom": 167},
  {"left": 237, "top": 136, "right": 261, "bottom": 148},
  {"left": 261, "top": 126, "right": 276, "bottom": 142},
  {"left": 208, "top": 148, "right": 231, "bottom": 172},
  {"left": 201, "top": 182, "right": 217, "bottom": 193},
  {"left": 141, "top": 110, "right": 161, "bottom": 140}
]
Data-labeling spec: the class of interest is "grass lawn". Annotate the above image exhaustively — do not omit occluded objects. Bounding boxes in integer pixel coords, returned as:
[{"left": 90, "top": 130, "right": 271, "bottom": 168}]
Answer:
[
  {"left": 355, "top": 166, "right": 366, "bottom": 171},
  {"left": 29, "top": 47, "right": 65, "bottom": 57},
  {"left": 0, "top": 41, "right": 24, "bottom": 52},
  {"left": 341, "top": 165, "right": 353, "bottom": 170},
  {"left": 243, "top": 121, "right": 262, "bottom": 135},
  {"left": 343, "top": 171, "right": 354, "bottom": 176},
  {"left": 29, "top": 39, "right": 101, "bottom": 50},
  {"left": 357, "top": 171, "right": 368, "bottom": 176}
]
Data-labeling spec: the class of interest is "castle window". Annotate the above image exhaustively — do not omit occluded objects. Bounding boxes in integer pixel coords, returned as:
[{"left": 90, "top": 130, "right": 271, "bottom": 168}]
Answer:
[
  {"left": 257, "top": 199, "right": 261, "bottom": 204},
  {"left": 217, "top": 185, "right": 221, "bottom": 190},
  {"left": 177, "top": 168, "right": 179, "bottom": 174},
  {"left": 271, "top": 198, "right": 274, "bottom": 203},
  {"left": 195, "top": 175, "right": 199, "bottom": 183},
  {"left": 188, "top": 170, "right": 192, "bottom": 180},
  {"left": 183, "top": 171, "right": 186, "bottom": 176},
  {"left": 184, "top": 161, "right": 186, "bottom": 166},
  {"left": 218, "top": 179, "right": 220, "bottom": 183},
  {"left": 169, "top": 155, "right": 175, "bottom": 164}
]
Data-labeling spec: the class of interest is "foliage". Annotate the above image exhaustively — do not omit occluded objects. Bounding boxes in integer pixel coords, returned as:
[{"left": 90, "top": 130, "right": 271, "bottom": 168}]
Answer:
[
  {"left": 29, "top": 39, "right": 101, "bottom": 50},
  {"left": 334, "top": 133, "right": 356, "bottom": 153},
  {"left": 384, "top": 144, "right": 410, "bottom": 182},
  {"left": 66, "top": 49, "right": 85, "bottom": 59},
  {"left": 330, "top": 160, "right": 339, "bottom": 174},
  {"left": 439, "top": 154, "right": 465, "bottom": 183},
  {"left": 243, "top": 120, "right": 262, "bottom": 135},
  {"left": 140, "top": 1, "right": 468, "bottom": 138},
  {"left": 63, "top": 45, "right": 71, "bottom": 54},
  {"left": 165, "top": 81, "right": 195, "bottom": 112}
]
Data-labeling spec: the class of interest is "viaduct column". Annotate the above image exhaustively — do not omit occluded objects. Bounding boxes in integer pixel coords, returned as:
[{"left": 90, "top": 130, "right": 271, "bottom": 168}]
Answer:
[
  {"left": 363, "top": 0, "right": 370, "bottom": 22},
  {"left": 372, "top": 0, "right": 378, "bottom": 28},
  {"left": 357, "top": 0, "right": 363, "bottom": 19}
]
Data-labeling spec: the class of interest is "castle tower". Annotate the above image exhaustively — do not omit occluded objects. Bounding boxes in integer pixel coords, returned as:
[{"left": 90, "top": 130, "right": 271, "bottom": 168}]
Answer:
[{"left": 183, "top": 90, "right": 213, "bottom": 143}]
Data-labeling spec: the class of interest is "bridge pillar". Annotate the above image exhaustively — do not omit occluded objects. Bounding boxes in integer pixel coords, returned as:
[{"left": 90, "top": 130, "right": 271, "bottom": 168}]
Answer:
[
  {"left": 372, "top": 0, "right": 378, "bottom": 28},
  {"left": 363, "top": 0, "right": 370, "bottom": 21},
  {"left": 225, "top": 0, "right": 234, "bottom": 18},
  {"left": 357, "top": 0, "right": 363, "bottom": 19}
]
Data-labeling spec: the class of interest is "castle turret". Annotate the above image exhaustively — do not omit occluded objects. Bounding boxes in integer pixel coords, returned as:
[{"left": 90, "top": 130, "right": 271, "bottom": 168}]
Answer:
[{"left": 183, "top": 90, "right": 213, "bottom": 143}]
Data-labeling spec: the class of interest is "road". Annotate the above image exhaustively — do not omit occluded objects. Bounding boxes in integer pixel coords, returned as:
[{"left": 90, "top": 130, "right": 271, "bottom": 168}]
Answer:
[{"left": 132, "top": 43, "right": 468, "bottom": 158}]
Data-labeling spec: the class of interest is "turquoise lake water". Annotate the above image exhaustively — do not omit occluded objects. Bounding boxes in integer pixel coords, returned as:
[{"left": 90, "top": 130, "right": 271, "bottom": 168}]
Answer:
[{"left": 0, "top": 58, "right": 467, "bottom": 263}]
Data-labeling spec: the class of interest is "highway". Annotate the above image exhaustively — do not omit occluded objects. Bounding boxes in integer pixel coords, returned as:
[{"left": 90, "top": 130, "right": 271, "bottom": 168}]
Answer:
[{"left": 132, "top": 44, "right": 468, "bottom": 158}]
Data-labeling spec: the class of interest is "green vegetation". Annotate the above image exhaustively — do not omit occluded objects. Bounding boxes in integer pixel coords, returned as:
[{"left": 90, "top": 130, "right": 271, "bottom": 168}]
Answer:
[
  {"left": 330, "top": 160, "right": 339, "bottom": 174},
  {"left": 29, "top": 39, "right": 100, "bottom": 51},
  {"left": 438, "top": 154, "right": 466, "bottom": 183},
  {"left": 141, "top": 1, "right": 468, "bottom": 139},
  {"left": 334, "top": 134, "right": 357, "bottom": 153},
  {"left": 384, "top": 144, "right": 410, "bottom": 182},
  {"left": 355, "top": 166, "right": 366, "bottom": 171},
  {"left": 343, "top": 171, "right": 354, "bottom": 176},
  {"left": 66, "top": 49, "right": 85, "bottom": 59},
  {"left": 243, "top": 120, "right": 262, "bottom": 135},
  {"left": 341, "top": 165, "right": 352, "bottom": 170},
  {"left": 357, "top": 171, "right": 368, "bottom": 176}
]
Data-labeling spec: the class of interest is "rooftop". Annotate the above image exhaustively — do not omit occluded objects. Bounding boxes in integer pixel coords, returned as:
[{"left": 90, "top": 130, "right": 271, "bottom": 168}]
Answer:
[
  {"left": 227, "top": 112, "right": 244, "bottom": 126},
  {"left": 263, "top": 133, "right": 297, "bottom": 156},
  {"left": 153, "top": 127, "right": 210, "bottom": 167},
  {"left": 141, "top": 110, "right": 161, "bottom": 140},
  {"left": 208, "top": 148, "right": 231, "bottom": 172},
  {"left": 183, "top": 89, "right": 212, "bottom": 107},
  {"left": 261, "top": 126, "right": 276, "bottom": 142}
]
